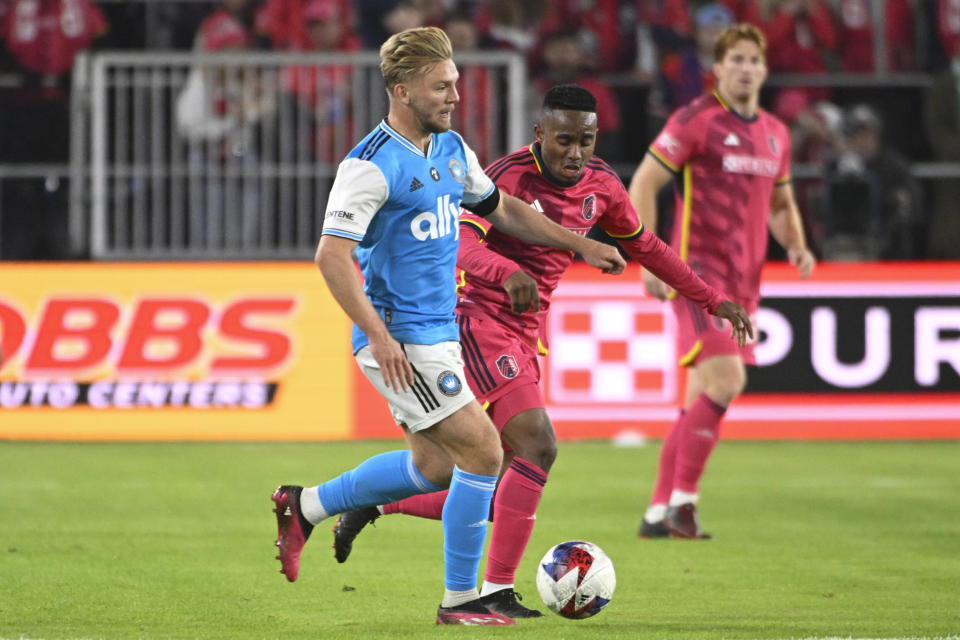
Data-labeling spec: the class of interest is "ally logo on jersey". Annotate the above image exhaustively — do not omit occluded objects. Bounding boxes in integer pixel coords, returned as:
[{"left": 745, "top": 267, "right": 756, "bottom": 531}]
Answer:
[{"left": 410, "top": 193, "right": 461, "bottom": 242}]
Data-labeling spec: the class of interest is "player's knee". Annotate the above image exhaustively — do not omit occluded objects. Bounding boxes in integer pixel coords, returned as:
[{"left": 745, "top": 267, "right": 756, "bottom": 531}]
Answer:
[
  {"left": 473, "top": 433, "right": 504, "bottom": 477},
  {"left": 411, "top": 452, "right": 453, "bottom": 488},
  {"left": 505, "top": 410, "right": 557, "bottom": 472},
  {"left": 704, "top": 370, "right": 747, "bottom": 406},
  {"left": 525, "top": 439, "right": 557, "bottom": 473},
  {"left": 519, "top": 429, "right": 557, "bottom": 472}
]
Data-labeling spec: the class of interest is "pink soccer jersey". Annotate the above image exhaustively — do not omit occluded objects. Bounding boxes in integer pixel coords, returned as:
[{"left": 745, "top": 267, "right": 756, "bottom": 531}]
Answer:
[
  {"left": 649, "top": 91, "right": 792, "bottom": 312},
  {"left": 456, "top": 143, "right": 644, "bottom": 342}
]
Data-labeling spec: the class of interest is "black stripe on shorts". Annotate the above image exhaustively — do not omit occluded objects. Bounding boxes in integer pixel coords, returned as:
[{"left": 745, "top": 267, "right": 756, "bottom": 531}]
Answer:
[
  {"left": 410, "top": 363, "right": 440, "bottom": 410},
  {"left": 458, "top": 316, "right": 497, "bottom": 393}
]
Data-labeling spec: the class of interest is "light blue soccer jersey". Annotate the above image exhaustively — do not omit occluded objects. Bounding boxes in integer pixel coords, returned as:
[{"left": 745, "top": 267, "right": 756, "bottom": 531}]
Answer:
[{"left": 322, "top": 120, "right": 496, "bottom": 353}]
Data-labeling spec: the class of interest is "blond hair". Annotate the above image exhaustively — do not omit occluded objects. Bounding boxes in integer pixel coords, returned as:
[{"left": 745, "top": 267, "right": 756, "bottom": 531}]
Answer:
[
  {"left": 379, "top": 27, "right": 453, "bottom": 91},
  {"left": 714, "top": 23, "right": 767, "bottom": 62}
]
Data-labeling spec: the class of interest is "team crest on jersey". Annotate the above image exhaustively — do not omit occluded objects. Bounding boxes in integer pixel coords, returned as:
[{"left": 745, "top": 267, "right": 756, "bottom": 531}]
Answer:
[
  {"left": 448, "top": 158, "right": 465, "bottom": 183},
  {"left": 496, "top": 355, "right": 519, "bottom": 379},
  {"left": 430, "top": 167, "right": 441, "bottom": 181},
  {"left": 437, "top": 370, "right": 462, "bottom": 396},
  {"left": 581, "top": 194, "right": 596, "bottom": 221},
  {"left": 768, "top": 136, "right": 779, "bottom": 155}
]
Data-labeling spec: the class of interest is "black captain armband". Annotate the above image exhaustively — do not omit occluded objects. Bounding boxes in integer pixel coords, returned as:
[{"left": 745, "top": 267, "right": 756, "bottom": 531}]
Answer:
[{"left": 462, "top": 188, "right": 500, "bottom": 218}]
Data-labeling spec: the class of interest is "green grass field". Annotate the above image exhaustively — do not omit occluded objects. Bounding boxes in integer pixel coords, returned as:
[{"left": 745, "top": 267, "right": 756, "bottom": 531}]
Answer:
[{"left": 1, "top": 439, "right": 959, "bottom": 640}]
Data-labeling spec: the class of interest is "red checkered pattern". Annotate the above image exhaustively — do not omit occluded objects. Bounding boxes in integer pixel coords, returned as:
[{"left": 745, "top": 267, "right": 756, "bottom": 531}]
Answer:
[{"left": 546, "top": 297, "right": 678, "bottom": 404}]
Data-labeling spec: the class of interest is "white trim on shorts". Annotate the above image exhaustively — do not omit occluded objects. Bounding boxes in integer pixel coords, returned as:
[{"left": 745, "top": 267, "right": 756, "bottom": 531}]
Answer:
[{"left": 355, "top": 341, "right": 476, "bottom": 433}]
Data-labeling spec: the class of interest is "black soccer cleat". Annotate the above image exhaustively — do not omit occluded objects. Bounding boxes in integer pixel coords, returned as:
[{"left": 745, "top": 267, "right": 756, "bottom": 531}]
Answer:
[
  {"left": 436, "top": 599, "right": 515, "bottom": 625},
  {"left": 479, "top": 588, "right": 544, "bottom": 618},
  {"left": 665, "top": 503, "right": 712, "bottom": 539},
  {"left": 638, "top": 518, "right": 671, "bottom": 539},
  {"left": 331, "top": 506, "right": 381, "bottom": 563}
]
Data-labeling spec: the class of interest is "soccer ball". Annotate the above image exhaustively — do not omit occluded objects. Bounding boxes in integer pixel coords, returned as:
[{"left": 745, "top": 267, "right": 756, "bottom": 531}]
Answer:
[{"left": 535, "top": 540, "right": 616, "bottom": 619}]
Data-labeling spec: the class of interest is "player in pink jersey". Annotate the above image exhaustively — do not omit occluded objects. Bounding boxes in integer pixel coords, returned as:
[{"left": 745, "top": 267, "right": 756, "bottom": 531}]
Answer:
[
  {"left": 331, "top": 85, "right": 753, "bottom": 618},
  {"left": 629, "top": 24, "right": 816, "bottom": 539}
]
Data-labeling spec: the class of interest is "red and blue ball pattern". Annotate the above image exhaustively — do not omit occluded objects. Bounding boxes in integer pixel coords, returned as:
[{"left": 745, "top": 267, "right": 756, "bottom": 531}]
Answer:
[{"left": 536, "top": 540, "right": 616, "bottom": 619}]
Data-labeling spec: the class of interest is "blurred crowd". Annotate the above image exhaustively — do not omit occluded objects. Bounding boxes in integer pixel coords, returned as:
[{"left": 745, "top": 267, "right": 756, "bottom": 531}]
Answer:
[{"left": 1, "top": 0, "right": 959, "bottom": 260}]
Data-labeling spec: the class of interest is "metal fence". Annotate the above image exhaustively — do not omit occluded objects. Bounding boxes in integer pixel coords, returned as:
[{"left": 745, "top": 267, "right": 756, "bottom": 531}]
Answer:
[
  {"left": 71, "top": 50, "right": 527, "bottom": 259},
  {"left": 12, "top": 46, "right": 958, "bottom": 261}
]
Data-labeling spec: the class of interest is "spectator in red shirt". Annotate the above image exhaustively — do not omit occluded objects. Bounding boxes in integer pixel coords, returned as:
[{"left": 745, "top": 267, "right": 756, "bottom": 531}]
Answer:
[
  {"left": 732, "top": 0, "right": 837, "bottom": 116},
  {"left": 298, "top": 0, "right": 359, "bottom": 51},
  {"left": 281, "top": 0, "right": 360, "bottom": 162},
  {"left": 257, "top": 0, "right": 355, "bottom": 50},
  {"left": 1, "top": 0, "right": 107, "bottom": 76},
  {"left": 751, "top": 0, "right": 837, "bottom": 78},
  {"left": 937, "top": 0, "right": 960, "bottom": 60},
  {"left": 256, "top": 0, "right": 305, "bottom": 50},
  {"left": 835, "top": 0, "right": 916, "bottom": 72},
  {"left": 194, "top": 0, "right": 257, "bottom": 52},
  {"left": 0, "top": 0, "right": 108, "bottom": 259},
  {"left": 533, "top": 29, "right": 624, "bottom": 160},
  {"left": 545, "top": 0, "right": 635, "bottom": 73}
]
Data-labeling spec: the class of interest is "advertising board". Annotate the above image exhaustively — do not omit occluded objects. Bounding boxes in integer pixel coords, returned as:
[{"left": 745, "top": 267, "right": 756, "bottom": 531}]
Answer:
[
  {"left": 3, "top": 262, "right": 957, "bottom": 440},
  {"left": 0, "top": 264, "right": 351, "bottom": 440},
  {"left": 541, "top": 262, "right": 960, "bottom": 439}
]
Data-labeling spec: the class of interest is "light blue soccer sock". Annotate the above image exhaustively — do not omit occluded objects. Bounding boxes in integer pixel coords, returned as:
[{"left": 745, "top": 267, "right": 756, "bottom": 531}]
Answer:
[
  {"left": 313, "top": 450, "right": 440, "bottom": 519},
  {"left": 441, "top": 466, "right": 497, "bottom": 596}
]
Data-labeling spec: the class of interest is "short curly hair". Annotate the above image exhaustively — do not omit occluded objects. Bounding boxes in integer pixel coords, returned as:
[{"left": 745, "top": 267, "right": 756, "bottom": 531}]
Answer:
[{"left": 542, "top": 84, "right": 597, "bottom": 113}]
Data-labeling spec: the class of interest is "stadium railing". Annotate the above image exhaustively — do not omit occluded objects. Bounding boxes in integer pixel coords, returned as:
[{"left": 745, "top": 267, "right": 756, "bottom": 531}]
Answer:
[
  {"left": 69, "top": 50, "right": 527, "bottom": 260},
  {"left": 4, "top": 50, "right": 959, "bottom": 260}
]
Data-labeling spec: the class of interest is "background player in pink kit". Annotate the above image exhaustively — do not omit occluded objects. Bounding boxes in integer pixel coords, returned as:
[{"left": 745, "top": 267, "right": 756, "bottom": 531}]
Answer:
[
  {"left": 628, "top": 24, "right": 816, "bottom": 540},
  {"left": 332, "top": 84, "right": 753, "bottom": 618}
]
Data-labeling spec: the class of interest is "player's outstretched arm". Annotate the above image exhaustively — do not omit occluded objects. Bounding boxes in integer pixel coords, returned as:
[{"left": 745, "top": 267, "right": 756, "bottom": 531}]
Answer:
[
  {"left": 769, "top": 183, "right": 816, "bottom": 278},
  {"left": 315, "top": 235, "right": 413, "bottom": 392},
  {"left": 485, "top": 191, "right": 626, "bottom": 274}
]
